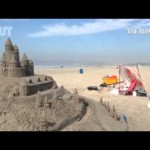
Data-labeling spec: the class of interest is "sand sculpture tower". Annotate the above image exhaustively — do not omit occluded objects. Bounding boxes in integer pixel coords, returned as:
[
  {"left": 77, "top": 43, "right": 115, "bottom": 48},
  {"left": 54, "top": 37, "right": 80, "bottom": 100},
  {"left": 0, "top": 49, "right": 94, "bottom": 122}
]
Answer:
[{"left": 0, "top": 38, "right": 34, "bottom": 77}]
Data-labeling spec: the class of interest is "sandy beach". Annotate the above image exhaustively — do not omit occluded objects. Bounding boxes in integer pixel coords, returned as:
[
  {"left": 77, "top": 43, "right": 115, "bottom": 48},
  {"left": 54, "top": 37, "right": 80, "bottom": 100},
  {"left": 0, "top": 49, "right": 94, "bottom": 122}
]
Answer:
[{"left": 35, "top": 66, "right": 150, "bottom": 131}]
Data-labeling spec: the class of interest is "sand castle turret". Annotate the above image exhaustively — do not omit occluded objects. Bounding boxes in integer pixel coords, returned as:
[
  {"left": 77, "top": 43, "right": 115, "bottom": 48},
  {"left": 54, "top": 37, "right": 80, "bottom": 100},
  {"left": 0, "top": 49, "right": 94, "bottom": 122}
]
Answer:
[
  {"left": 14, "top": 45, "right": 18, "bottom": 51},
  {"left": 21, "top": 53, "right": 29, "bottom": 66},
  {"left": 5, "top": 37, "right": 13, "bottom": 51}
]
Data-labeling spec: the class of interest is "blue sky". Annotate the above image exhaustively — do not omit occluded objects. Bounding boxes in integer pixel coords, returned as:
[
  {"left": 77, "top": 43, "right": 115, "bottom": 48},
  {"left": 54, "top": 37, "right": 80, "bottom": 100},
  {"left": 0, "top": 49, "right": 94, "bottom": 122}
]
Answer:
[{"left": 0, "top": 19, "right": 150, "bottom": 66}]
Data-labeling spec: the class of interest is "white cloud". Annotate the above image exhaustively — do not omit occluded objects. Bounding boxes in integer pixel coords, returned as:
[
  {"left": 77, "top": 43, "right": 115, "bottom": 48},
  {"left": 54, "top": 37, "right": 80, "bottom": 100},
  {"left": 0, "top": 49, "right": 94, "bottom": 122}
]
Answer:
[
  {"left": 28, "top": 19, "right": 150, "bottom": 37},
  {"left": 132, "top": 19, "right": 150, "bottom": 28},
  {"left": 0, "top": 19, "right": 29, "bottom": 21}
]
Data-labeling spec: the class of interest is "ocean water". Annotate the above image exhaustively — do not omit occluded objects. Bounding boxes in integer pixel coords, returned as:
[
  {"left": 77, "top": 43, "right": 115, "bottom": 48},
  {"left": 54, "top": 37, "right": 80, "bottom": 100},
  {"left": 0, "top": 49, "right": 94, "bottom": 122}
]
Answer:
[{"left": 34, "top": 64, "right": 103, "bottom": 69}]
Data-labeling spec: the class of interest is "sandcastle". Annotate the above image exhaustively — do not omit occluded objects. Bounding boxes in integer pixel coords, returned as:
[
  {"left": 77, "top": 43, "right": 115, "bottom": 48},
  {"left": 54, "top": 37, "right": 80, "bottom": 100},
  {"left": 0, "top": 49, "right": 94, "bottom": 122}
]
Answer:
[
  {"left": 0, "top": 38, "right": 87, "bottom": 131},
  {"left": 1, "top": 38, "right": 34, "bottom": 77},
  {"left": 0, "top": 38, "right": 57, "bottom": 98}
]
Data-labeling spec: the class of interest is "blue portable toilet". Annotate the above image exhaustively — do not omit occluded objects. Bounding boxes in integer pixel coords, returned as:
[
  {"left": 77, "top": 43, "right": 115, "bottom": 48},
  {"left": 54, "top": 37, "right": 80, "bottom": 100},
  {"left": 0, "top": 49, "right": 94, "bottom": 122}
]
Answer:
[{"left": 79, "top": 68, "right": 83, "bottom": 74}]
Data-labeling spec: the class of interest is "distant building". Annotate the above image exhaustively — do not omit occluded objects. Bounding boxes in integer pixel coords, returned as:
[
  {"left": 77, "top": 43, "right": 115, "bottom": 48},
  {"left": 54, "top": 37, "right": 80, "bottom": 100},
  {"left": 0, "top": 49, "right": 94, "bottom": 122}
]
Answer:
[{"left": 1, "top": 38, "right": 34, "bottom": 77}]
